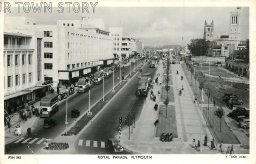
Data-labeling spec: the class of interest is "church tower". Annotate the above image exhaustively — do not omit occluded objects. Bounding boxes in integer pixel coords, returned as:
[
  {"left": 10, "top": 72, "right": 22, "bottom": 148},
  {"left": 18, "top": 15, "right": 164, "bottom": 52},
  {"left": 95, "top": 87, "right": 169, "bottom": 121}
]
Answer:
[
  {"left": 203, "top": 20, "right": 214, "bottom": 41},
  {"left": 229, "top": 7, "right": 241, "bottom": 40}
]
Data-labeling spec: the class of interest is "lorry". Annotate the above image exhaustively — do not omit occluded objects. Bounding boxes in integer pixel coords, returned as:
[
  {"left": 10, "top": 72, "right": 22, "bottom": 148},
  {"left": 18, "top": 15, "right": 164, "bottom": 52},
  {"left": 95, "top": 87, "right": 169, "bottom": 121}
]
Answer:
[{"left": 137, "top": 76, "right": 150, "bottom": 96}]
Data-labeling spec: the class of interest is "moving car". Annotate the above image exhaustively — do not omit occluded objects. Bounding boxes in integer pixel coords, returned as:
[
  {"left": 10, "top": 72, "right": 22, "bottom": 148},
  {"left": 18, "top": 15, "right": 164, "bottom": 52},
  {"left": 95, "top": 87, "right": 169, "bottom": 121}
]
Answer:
[
  {"left": 107, "top": 138, "right": 124, "bottom": 153},
  {"left": 44, "top": 118, "right": 56, "bottom": 129},
  {"left": 71, "top": 109, "right": 80, "bottom": 118}
]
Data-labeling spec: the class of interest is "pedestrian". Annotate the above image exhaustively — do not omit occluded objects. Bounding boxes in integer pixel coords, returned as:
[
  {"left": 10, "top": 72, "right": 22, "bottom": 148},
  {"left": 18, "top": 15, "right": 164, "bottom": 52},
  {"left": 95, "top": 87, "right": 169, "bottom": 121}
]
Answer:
[
  {"left": 182, "top": 85, "right": 184, "bottom": 91},
  {"left": 219, "top": 142, "right": 223, "bottom": 153},
  {"left": 194, "top": 97, "right": 197, "bottom": 104},
  {"left": 44, "top": 139, "right": 49, "bottom": 150},
  {"left": 179, "top": 89, "right": 182, "bottom": 96},
  {"left": 226, "top": 146, "right": 231, "bottom": 154},
  {"left": 203, "top": 135, "right": 208, "bottom": 146},
  {"left": 213, "top": 100, "right": 216, "bottom": 107},
  {"left": 197, "top": 140, "right": 201, "bottom": 151},
  {"left": 230, "top": 145, "right": 234, "bottom": 154},
  {"left": 210, "top": 139, "right": 216, "bottom": 150},
  {"left": 192, "top": 139, "right": 196, "bottom": 148}
]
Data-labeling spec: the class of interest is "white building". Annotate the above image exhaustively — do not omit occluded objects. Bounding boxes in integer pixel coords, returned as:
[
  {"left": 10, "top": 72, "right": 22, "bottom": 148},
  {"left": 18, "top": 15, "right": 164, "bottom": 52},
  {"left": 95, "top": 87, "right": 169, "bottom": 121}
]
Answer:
[
  {"left": 109, "top": 27, "right": 123, "bottom": 60},
  {"left": 36, "top": 17, "right": 113, "bottom": 86},
  {"left": 3, "top": 20, "right": 49, "bottom": 114}
]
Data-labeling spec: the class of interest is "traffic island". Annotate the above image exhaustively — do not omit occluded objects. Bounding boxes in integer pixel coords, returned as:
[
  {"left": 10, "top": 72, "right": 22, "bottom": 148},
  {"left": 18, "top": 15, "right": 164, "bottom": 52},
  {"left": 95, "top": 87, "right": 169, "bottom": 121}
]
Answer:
[
  {"left": 160, "top": 86, "right": 174, "bottom": 102},
  {"left": 156, "top": 105, "right": 178, "bottom": 138}
]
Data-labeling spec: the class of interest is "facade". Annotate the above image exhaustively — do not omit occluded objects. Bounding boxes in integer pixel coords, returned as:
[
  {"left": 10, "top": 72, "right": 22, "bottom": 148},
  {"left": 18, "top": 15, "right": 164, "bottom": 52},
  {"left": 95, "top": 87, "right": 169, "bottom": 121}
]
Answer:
[
  {"left": 36, "top": 17, "right": 113, "bottom": 86},
  {"left": 109, "top": 27, "right": 123, "bottom": 60},
  {"left": 3, "top": 23, "right": 48, "bottom": 114}
]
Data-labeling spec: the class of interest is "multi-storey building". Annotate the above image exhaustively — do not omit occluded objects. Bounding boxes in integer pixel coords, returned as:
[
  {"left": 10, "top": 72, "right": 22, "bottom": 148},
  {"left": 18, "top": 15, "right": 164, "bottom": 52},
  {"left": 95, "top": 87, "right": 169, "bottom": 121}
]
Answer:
[
  {"left": 109, "top": 27, "right": 123, "bottom": 60},
  {"left": 36, "top": 17, "right": 113, "bottom": 86},
  {"left": 3, "top": 22, "right": 48, "bottom": 114}
]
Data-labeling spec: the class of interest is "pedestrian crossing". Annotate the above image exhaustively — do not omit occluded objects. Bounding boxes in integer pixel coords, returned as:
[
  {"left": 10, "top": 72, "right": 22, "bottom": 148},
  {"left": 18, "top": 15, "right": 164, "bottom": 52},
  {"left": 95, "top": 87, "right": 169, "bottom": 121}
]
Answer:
[
  {"left": 13, "top": 137, "right": 48, "bottom": 145},
  {"left": 78, "top": 139, "right": 106, "bottom": 149}
]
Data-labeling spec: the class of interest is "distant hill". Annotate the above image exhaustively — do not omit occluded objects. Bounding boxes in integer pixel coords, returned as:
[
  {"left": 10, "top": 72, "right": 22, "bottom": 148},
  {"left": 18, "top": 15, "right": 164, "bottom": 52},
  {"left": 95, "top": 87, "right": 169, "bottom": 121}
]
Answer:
[{"left": 145, "top": 45, "right": 182, "bottom": 50}]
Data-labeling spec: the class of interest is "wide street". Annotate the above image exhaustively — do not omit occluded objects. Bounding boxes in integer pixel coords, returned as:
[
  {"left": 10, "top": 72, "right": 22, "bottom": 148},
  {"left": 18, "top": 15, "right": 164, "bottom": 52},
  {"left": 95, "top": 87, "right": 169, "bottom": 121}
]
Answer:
[
  {"left": 5, "top": 62, "right": 142, "bottom": 154},
  {"left": 75, "top": 63, "right": 156, "bottom": 154}
]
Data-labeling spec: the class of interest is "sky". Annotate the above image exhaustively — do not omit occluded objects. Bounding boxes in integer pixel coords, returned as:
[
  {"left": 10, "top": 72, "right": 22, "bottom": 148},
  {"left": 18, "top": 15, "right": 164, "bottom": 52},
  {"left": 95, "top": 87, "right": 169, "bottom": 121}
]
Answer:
[{"left": 6, "top": 7, "right": 249, "bottom": 47}]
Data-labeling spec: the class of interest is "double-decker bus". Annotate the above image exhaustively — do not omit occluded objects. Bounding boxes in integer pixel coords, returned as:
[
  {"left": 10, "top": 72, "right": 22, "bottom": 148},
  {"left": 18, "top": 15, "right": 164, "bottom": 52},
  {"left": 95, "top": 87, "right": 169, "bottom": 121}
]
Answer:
[{"left": 40, "top": 93, "right": 59, "bottom": 118}]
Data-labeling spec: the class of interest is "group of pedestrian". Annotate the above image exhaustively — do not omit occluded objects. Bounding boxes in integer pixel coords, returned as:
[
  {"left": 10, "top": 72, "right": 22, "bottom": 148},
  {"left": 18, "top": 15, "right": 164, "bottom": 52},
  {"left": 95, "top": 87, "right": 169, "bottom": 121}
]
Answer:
[
  {"left": 4, "top": 114, "right": 11, "bottom": 129},
  {"left": 225, "top": 145, "right": 234, "bottom": 154},
  {"left": 192, "top": 138, "right": 201, "bottom": 151},
  {"left": 150, "top": 90, "right": 156, "bottom": 101}
]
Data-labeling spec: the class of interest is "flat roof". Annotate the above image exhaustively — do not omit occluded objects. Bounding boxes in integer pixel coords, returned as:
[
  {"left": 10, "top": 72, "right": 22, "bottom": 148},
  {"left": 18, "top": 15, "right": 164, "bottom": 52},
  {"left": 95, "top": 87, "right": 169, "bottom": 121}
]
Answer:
[{"left": 4, "top": 32, "right": 32, "bottom": 38}]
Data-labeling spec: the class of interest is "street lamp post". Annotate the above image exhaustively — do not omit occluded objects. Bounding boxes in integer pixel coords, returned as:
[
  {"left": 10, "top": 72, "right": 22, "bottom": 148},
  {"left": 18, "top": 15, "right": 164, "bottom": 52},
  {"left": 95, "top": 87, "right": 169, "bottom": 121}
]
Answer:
[
  {"left": 65, "top": 97, "right": 68, "bottom": 135},
  {"left": 112, "top": 70, "right": 115, "bottom": 92},
  {"left": 120, "top": 65, "right": 122, "bottom": 85},
  {"left": 103, "top": 75, "right": 105, "bottom": 101}
]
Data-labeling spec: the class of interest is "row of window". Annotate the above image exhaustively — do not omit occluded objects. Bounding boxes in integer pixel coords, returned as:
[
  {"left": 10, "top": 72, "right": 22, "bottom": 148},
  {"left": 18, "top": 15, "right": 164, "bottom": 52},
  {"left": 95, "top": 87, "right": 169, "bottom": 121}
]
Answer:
[
  {"left": 7, "top": 54, "right": 32, "bottom": 67},
  {"left": 114, "top": 48, "right": 120, "bottom": 51},
  {"left": 44, "top": 42, "right": 53, "bottom": 48},
  {"left": 6, "top": 73, "right": 32, "bottom": 88},
  {"left": 63, "top": 23, "right": 74, "bottom": 27},
  {"left": 111, "top": 34, "right": 120, "bottom": 37},
  {"left": 67, "top": 61, "right": 95, "bottom": 70}
]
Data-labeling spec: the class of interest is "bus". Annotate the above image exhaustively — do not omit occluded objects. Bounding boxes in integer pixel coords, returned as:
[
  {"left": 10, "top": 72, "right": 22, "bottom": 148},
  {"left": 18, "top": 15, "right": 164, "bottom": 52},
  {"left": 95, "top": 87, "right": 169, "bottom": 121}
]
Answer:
[{"left": 40, "top": 93, "right": 59, "bottom": 118}]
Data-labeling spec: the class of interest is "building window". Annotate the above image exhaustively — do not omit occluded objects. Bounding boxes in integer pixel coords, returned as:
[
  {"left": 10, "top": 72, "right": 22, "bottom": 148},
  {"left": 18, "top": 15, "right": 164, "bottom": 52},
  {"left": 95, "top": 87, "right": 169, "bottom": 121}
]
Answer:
[
  {"left": 28, "top": 54, "right": 32, "bottom": 64},
  {"left": 67, "top": 65, "right": 70, "bottom": 70},
  {"left": 71, "top": 23, "right": 74, "bottom": 26},
  {"left": 85, "top": 62, "right": 87, "bottom": 67},
  {"left": 44, "top": 42, "right": 53, "bottom": 48},
  {"left": 77, "top": 63, "right": 79, "bottom": 67},
  {"left": 15, "top": 55, "right": 19, "bottom": 66},
  {"left": 22, "top": 74, "right": 26, "bottom": 84},
  {"left": 72, "top": 64, "right": 75, "bottom": 68},
  {"left": 7, "top": 55, "right": 11, "bottom": 66},
  {"left": 22, "top": 54, "right": 25, "bottom": 65},
  {"left": 114, "top": 48, "right": 116, "bottom": 51},
  {"left": 208, "top": 28, "right": 210, "bottom": 31},
  {"left": 8, "top": 76, "right": 12, "bottom": 87},
  {"left": 81, "top": 63, "right": 84, "bottom": 67},
  {"left": 44, "top": 63, "right": 53, "bottom": 69},
  {"left": 29, "top": 73, "right": 32, "bottom": 83},
  {"left": 44, "top": 31, "right": 53, "bottom": 37},
  {"left": 44, "top": 53, "right": 53, "bottom": 58},
  {"left": 15, "top": 75, "right": 20, "bottom": 86},
  {"left": 67, "top": 23, "right": 69, "bottom": 26},
  {"left": 63, "top": 23, "right": 65, "bottom": 26}
]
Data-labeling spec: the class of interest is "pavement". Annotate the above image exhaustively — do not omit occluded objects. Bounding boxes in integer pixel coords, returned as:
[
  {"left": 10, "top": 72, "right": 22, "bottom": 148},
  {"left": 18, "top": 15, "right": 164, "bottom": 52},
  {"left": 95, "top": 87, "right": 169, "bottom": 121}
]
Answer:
[{"left": 119, "top": 61, "right": 249, "bottom": 154}]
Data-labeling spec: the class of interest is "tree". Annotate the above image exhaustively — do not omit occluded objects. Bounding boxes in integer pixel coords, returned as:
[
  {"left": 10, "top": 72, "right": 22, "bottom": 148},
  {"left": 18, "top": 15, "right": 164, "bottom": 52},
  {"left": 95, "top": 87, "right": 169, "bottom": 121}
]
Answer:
[
  {"left": 187, "top": 39, "right": 211, "bottom": 56},
  {"left": 164, "top": 96, "right": 169, "bottom": 118},
  {"left": 215, "top": 107, "right": 224, "bottom": 132}
]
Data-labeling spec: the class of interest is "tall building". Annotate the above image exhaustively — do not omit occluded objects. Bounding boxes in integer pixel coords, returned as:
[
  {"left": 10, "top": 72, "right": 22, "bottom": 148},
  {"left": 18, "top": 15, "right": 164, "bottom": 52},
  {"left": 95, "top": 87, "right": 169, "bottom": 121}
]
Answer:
[
  {"left": 109, "top": 27, "right": 123, "bottom": 60},
  {"left": 203, "top": 20, "right": 214, "bottom": 41},
  {"left": 3, "top": 19, "right": 49, "bottom": 114},
  {"left": 36, "top": 17, "right": 113, "bottom": 86},
  {"left": 229, "top": 8, "right": 241, "bottom": 40}
]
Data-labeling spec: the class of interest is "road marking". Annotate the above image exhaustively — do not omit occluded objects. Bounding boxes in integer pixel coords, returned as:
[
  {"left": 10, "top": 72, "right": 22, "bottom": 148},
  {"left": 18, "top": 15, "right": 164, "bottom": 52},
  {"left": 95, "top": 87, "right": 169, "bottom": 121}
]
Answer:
[
  {"left": 36, "top": 138, "right": 45, "bottom": 144},
  {"left": 86, "top": 140, "right": 90, "bottom": 147},
  {"left": 100, "top": 141, "right": 105, "bottom": 148},
  {"left": 28, "top": 138, "right": 39, "bottom": 144},
  {"left": 21, "top": 138, "right": 31, "bottom": 144},
  {"left": 93, "top": 141, "right": 98, "bottom": 147},
  {"left": 78, "top": 139, "right": 83, "bottom": 146},
  {"left": 14, "top": 137, "right": 24, "bottom": 143}
]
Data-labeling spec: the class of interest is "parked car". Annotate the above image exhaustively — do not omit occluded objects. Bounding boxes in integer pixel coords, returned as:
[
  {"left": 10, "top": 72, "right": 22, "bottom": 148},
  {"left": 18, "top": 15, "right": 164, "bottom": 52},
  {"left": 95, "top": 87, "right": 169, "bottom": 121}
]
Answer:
[
  {"left": 93, "top": 72, "right": 104, "bottom": 84},
  {"left": 227, "top": 107, "right": 249, "bottom": 121},
  {"left": 44, "top": 118, "right": 56, "bottom": 129},
  {"left": 222, "top": 93, "right": 238, "bottom": 103},
  {"left": 226, "top": 98, "right": 243, "bottom": 109},
  {"left": 107, "top": 138, "right": 124, "bottom": 153},
  {"left": 103, "top": 67, "right": 113, "bottom": 78},
  {"left": 238, "top": 118, "right": 249, "bottom": 129}
]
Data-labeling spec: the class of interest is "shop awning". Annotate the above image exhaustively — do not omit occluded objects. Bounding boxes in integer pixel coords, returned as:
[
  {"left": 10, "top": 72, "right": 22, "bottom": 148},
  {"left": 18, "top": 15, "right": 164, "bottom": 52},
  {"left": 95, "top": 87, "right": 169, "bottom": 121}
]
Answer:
[{"left": 4, "top": 90, "right": 32, "bottom": 101}]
